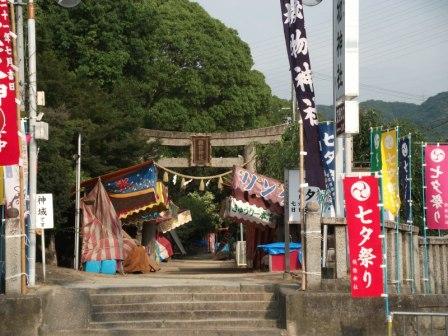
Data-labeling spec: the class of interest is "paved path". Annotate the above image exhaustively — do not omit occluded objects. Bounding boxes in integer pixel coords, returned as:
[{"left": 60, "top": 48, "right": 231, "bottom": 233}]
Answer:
[{"left": 36, "top": 257, "right": 298, "bottom": 290}]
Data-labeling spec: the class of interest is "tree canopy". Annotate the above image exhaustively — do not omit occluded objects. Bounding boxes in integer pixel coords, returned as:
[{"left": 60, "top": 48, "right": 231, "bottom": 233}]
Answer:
[{"left": 35, "top": 0, "right": 285, "bottom": 233}]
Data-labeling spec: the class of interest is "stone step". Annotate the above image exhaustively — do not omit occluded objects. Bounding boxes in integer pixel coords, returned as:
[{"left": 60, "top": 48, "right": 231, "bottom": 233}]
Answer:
[
  {"left": 92, "top": 309, "right": 278, "bottom": 322},
  {"left": 93, "top": 300, "right": 277, "bottom": 313},
  {"left": 85, "top": 284, "right": 277, "bottom": 295},
  {"left": 90, "top": 292, "right": 276, "bottom": 305},
  {"left": 52, "top": 328, "right": 288, "bottom": 336},
  {"left": 89, "top": 318, "right": 280, "bottom": 330}
]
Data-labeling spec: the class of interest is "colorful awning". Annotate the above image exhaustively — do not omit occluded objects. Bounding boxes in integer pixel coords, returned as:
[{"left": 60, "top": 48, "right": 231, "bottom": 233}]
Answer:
[{"left": 221, "top": 196, "right": 276, "bottom": 229}]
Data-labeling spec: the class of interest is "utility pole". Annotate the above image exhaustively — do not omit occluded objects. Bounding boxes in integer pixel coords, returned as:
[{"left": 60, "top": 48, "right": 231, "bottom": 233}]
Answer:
[
  {"left": 74, "top": 134, "right": 81, "bottom": 270},
  {"left": 27, "top": 0, "right": 37, "bottom": 286}
]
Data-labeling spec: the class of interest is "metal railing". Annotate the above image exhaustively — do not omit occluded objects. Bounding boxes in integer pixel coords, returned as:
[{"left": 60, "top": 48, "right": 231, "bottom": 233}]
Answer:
[{"left": 389, "top": 311, "right": 448, "bottom": 336}]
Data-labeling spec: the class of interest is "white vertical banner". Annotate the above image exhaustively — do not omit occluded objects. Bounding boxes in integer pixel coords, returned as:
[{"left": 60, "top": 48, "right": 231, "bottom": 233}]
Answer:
[
  {"left": 334, "top": 0, "right": 359, "bottom": 136},
  {"left": 35, "top": 194, "right": 54, "bottom": 229}
]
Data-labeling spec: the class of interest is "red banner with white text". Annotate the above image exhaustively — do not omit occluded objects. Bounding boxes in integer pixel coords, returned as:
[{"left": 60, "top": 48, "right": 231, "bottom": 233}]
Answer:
[
  {"left": 0, "top": 1, "right": 19, "bottom": 165},
  {"left": 343, "top": 176, "right": 384, "bottom": 298},
  {"left": 425, "top": 145, "right": 448, "bottom": 230}
]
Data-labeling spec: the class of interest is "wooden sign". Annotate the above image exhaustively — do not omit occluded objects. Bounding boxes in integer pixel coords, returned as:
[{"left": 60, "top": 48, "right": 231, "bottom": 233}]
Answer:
[{"left": 191, "top": 136, "right": 211, "bottom": 166}]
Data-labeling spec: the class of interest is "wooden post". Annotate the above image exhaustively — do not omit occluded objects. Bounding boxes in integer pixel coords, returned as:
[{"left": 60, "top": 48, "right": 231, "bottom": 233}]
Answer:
[
  {"left": 10, "top": 1, "right": 27, "bottom": 294},
  {"left": 299, "top": 117, "right": 306, "bottom": 290}
]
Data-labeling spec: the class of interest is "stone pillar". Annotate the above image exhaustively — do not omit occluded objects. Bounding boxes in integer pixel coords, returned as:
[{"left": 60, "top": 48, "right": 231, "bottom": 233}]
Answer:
[
  {"left": 5, "top": 218, "right": 21, "bottom": 294},
  {"left": 434, "top": 245, "right": 442, "bottom": 294},
  {"left": 396, "top": 228, "right": 404, "bottom": 292},
  {"left": 441, "top": 245, "right": 448, "bottom": 294},
  {"left": 304, "top": 202, "right": 321, "bottom": 290},
  {"left": 412, "top": 232, "right": 421, "bottom": 293},
  {"left": 402, "top": 229, "right": 411, "bottom": 293},
  {"left": 335, "top": 225, "right": 348, "bottom": 279},
  {"left": 243, "top": 144, "right": 256, "bottom": 173},
  {"left": 428, "top": 243, "right": 435, "bottom": 294},
  {"left": 386, "top": 227, "right": 396, "bottom": 293}
]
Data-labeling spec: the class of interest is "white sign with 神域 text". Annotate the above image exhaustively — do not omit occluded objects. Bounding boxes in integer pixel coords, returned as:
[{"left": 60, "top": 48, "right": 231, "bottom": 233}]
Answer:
[{"left": 35, "top": 193, "right": 54, "bottom": 229}]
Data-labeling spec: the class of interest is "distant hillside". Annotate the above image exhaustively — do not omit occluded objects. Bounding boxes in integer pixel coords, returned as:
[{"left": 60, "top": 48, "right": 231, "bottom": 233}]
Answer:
[{"left": 316, "top": 91, "right": 448, "bottom": 141}]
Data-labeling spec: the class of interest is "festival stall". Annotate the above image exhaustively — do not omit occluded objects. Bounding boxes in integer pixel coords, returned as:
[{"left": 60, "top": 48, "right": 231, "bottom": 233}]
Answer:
[
  {"left": 221, "top": 166, "right": 286, "bottom": 269},
  {"left": 79, "top": 161, "right": 191, "bottom": 274}
]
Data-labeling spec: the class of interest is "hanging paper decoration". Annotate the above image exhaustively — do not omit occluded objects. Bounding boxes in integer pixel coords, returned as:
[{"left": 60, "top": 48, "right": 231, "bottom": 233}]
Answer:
[
  {"left": 172, "top": 174, "right": 177, "bottom": 185},
  {"left": 279, "top": 0, "right": 325, "bottom": 189},
  {"left": 206, "top": 179, "right": 211, "bottom": 187},
  {"left": 163, "top": 171, "right": 169, "bottom": 183},
  {"left": 370, "top": 127, "right": 382, "bottom": 172},
  {"left": 381, "top": 129, "right": 400, "bottom": 216},
  {"left": 180, "top": 177, "right": 186, "bottom": 189},
  {"left": 199, "top": 179, "right": 205, "bottom": 191},
  {"left": 218, "top": 176, "right": 223, "bottom": 190},
  {"left": 424, "top": 144, "right": 448, "bottom": 230},
  {"left": 398, "top": 135, "right": 411, "bottom": 222},
  {"left": 0, "top": 2, "right": 19, "bottom": 165},
  {"left": 343, "top": 175, "right": 384, "bottom": 298}
]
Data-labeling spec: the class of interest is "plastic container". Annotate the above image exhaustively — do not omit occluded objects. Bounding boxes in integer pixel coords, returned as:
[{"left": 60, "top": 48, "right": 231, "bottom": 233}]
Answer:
[
  {"left": 84, "top": 260, "right": 101, "bottom": 273},
  {"left": 100, "top": 260, "right": 117, "bottom": 275}
]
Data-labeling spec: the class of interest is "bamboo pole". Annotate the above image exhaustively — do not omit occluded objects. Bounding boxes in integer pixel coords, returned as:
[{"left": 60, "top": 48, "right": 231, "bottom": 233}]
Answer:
[
  {"left": 406, "top": 134, "right": 416, "bottom": 294},
  {"left": 10, "top": 1, "right": 27, "bottom": 295},
  {"left": 299, "top": 116, "right": 306, "bottom": 291},
  {"left": 394, "top": 126, "right": 401, "bottom": 294},
  {"left": 421, "top": 142, "right": 430, "bottom": 294}
]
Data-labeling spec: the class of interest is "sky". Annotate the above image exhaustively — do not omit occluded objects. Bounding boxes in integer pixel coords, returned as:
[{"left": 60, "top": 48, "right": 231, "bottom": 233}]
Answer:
[{"left": 193, "top": 0, "right": 448, "bottom": 105}]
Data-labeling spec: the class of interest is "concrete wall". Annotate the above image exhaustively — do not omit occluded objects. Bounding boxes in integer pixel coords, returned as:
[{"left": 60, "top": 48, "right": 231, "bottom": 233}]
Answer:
[
  {"left": 0, "top": 295, "right": 42, "bottom": 336},
  {"left": 0, "top": 288, "right": 91, "bottom": 336},
  {"left": 280, "top": 289, "right": 448, "bottom": 336}
]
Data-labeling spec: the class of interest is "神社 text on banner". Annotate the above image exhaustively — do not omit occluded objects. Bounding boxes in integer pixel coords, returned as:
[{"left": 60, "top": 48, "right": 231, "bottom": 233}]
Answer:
[
  {"left": 0, "top": 0, "right": 19, "bottom": 165},
  {"left": 425, "top": 144, "right": 448, "bottom": 230},
  {"left": 343, "top": 175, "right": 384, "bottom": 298},
  {"left": 381, "top": 129, "right": 400, "bottom": 216}
]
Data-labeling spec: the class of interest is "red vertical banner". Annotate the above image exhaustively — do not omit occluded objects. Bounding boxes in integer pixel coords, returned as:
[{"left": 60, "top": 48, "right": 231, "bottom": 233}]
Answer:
[
  {"left": 343, "top": 176, "right": 384, "bottom": 298},
  {"left": 425, "top": 145, "right": 448, "bottom": 230},
  {"left": 0, "top": 1, "right": 19, "bottom": 165}
]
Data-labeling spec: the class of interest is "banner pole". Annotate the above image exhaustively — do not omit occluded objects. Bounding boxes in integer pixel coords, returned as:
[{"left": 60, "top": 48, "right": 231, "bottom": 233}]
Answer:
[
  {"left": 421, "top": 142, "right": 430, "bottom": 294},
  {"left": 407, "top": 134, "right": 416, "bottom": 294},
  {"left": 394, "top": 127, "right": 401, "bottom": 294},
  {"left": 377, "top": 172, "right": 391, "bottom": 324},
  {"left": 299, "top": 116, "right": 307, "bottom": 291}
]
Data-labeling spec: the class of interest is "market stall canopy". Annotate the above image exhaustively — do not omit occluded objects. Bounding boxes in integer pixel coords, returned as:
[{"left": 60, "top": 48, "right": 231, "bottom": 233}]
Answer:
[
  {"left": 221, "top": 196, "right": 276, "bottom": 229},
  {"left": 80, "top": 161, "right": 168, "bottom": 219},
  {"left": 232, "top": 166, "right": 284, "bottom": 215}
]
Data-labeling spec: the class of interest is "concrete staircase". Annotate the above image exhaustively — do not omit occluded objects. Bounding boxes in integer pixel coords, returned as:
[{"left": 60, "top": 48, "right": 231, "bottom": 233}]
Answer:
[{"left": 56, "top": 284, "right": 288, "bottom": 335}]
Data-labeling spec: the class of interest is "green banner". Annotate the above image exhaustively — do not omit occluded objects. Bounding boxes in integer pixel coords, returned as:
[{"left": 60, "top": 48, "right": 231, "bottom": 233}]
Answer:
[{"left": 370, "top": 128, "right": 382, "bottom": 172}]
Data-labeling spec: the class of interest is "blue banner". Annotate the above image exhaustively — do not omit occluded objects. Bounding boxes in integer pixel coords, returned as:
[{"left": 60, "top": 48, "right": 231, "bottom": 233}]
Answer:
[
  {"left": 398, "top": 136, "right": 411, "bottom": 222},
  {"left": 318, "top": 122, "right": 336, "bottom": 209}
]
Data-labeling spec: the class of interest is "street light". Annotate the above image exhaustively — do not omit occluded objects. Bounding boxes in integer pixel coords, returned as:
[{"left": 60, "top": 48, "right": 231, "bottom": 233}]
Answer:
[
  {"left": 303, "top": 0, "right": 323, "bottom": 6},
  {"left": 57, "top": 0, "right": 81, "bottom": 8}
]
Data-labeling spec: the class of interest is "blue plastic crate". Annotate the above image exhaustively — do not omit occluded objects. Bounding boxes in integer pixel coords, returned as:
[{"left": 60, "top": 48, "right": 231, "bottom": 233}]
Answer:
[
  {"left": 100, "top": 260, "right": 117, "bottom": 275},
  {"left": 84, "top": 260, "right": 101, "bottom": 273}
]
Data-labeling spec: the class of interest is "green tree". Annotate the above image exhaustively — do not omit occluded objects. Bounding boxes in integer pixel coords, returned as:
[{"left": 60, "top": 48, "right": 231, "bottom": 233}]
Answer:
[{"left": 176, "top": 192, "right": 223, "bottom": 251}]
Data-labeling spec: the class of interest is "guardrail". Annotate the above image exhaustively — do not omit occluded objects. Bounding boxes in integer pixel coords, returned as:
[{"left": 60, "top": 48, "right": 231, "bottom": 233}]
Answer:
[{"left": 389, "top": 311, "right": 448, "bottom": 336}]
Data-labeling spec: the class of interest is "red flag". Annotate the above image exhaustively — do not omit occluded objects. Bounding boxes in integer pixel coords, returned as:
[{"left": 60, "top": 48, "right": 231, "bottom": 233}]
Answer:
[
  {"left": 343, "top": 176, "right": 384, "bottom": 298},
  {"left": 425, "top": 145, "right": 448, "bottom": 230},
  {"left": 0, "top": 1, "right": 19, "bottom": 165}
]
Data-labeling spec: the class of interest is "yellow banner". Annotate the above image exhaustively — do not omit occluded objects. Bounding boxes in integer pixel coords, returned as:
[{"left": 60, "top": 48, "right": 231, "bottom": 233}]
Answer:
[{"left": 381, "top": 129, "right": 400, "bottom": 216}]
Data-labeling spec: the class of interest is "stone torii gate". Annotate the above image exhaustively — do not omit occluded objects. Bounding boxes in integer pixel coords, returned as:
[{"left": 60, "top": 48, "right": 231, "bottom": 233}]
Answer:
[{"left": 140, "top": 124, "right": 288, "bottom": 172}]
